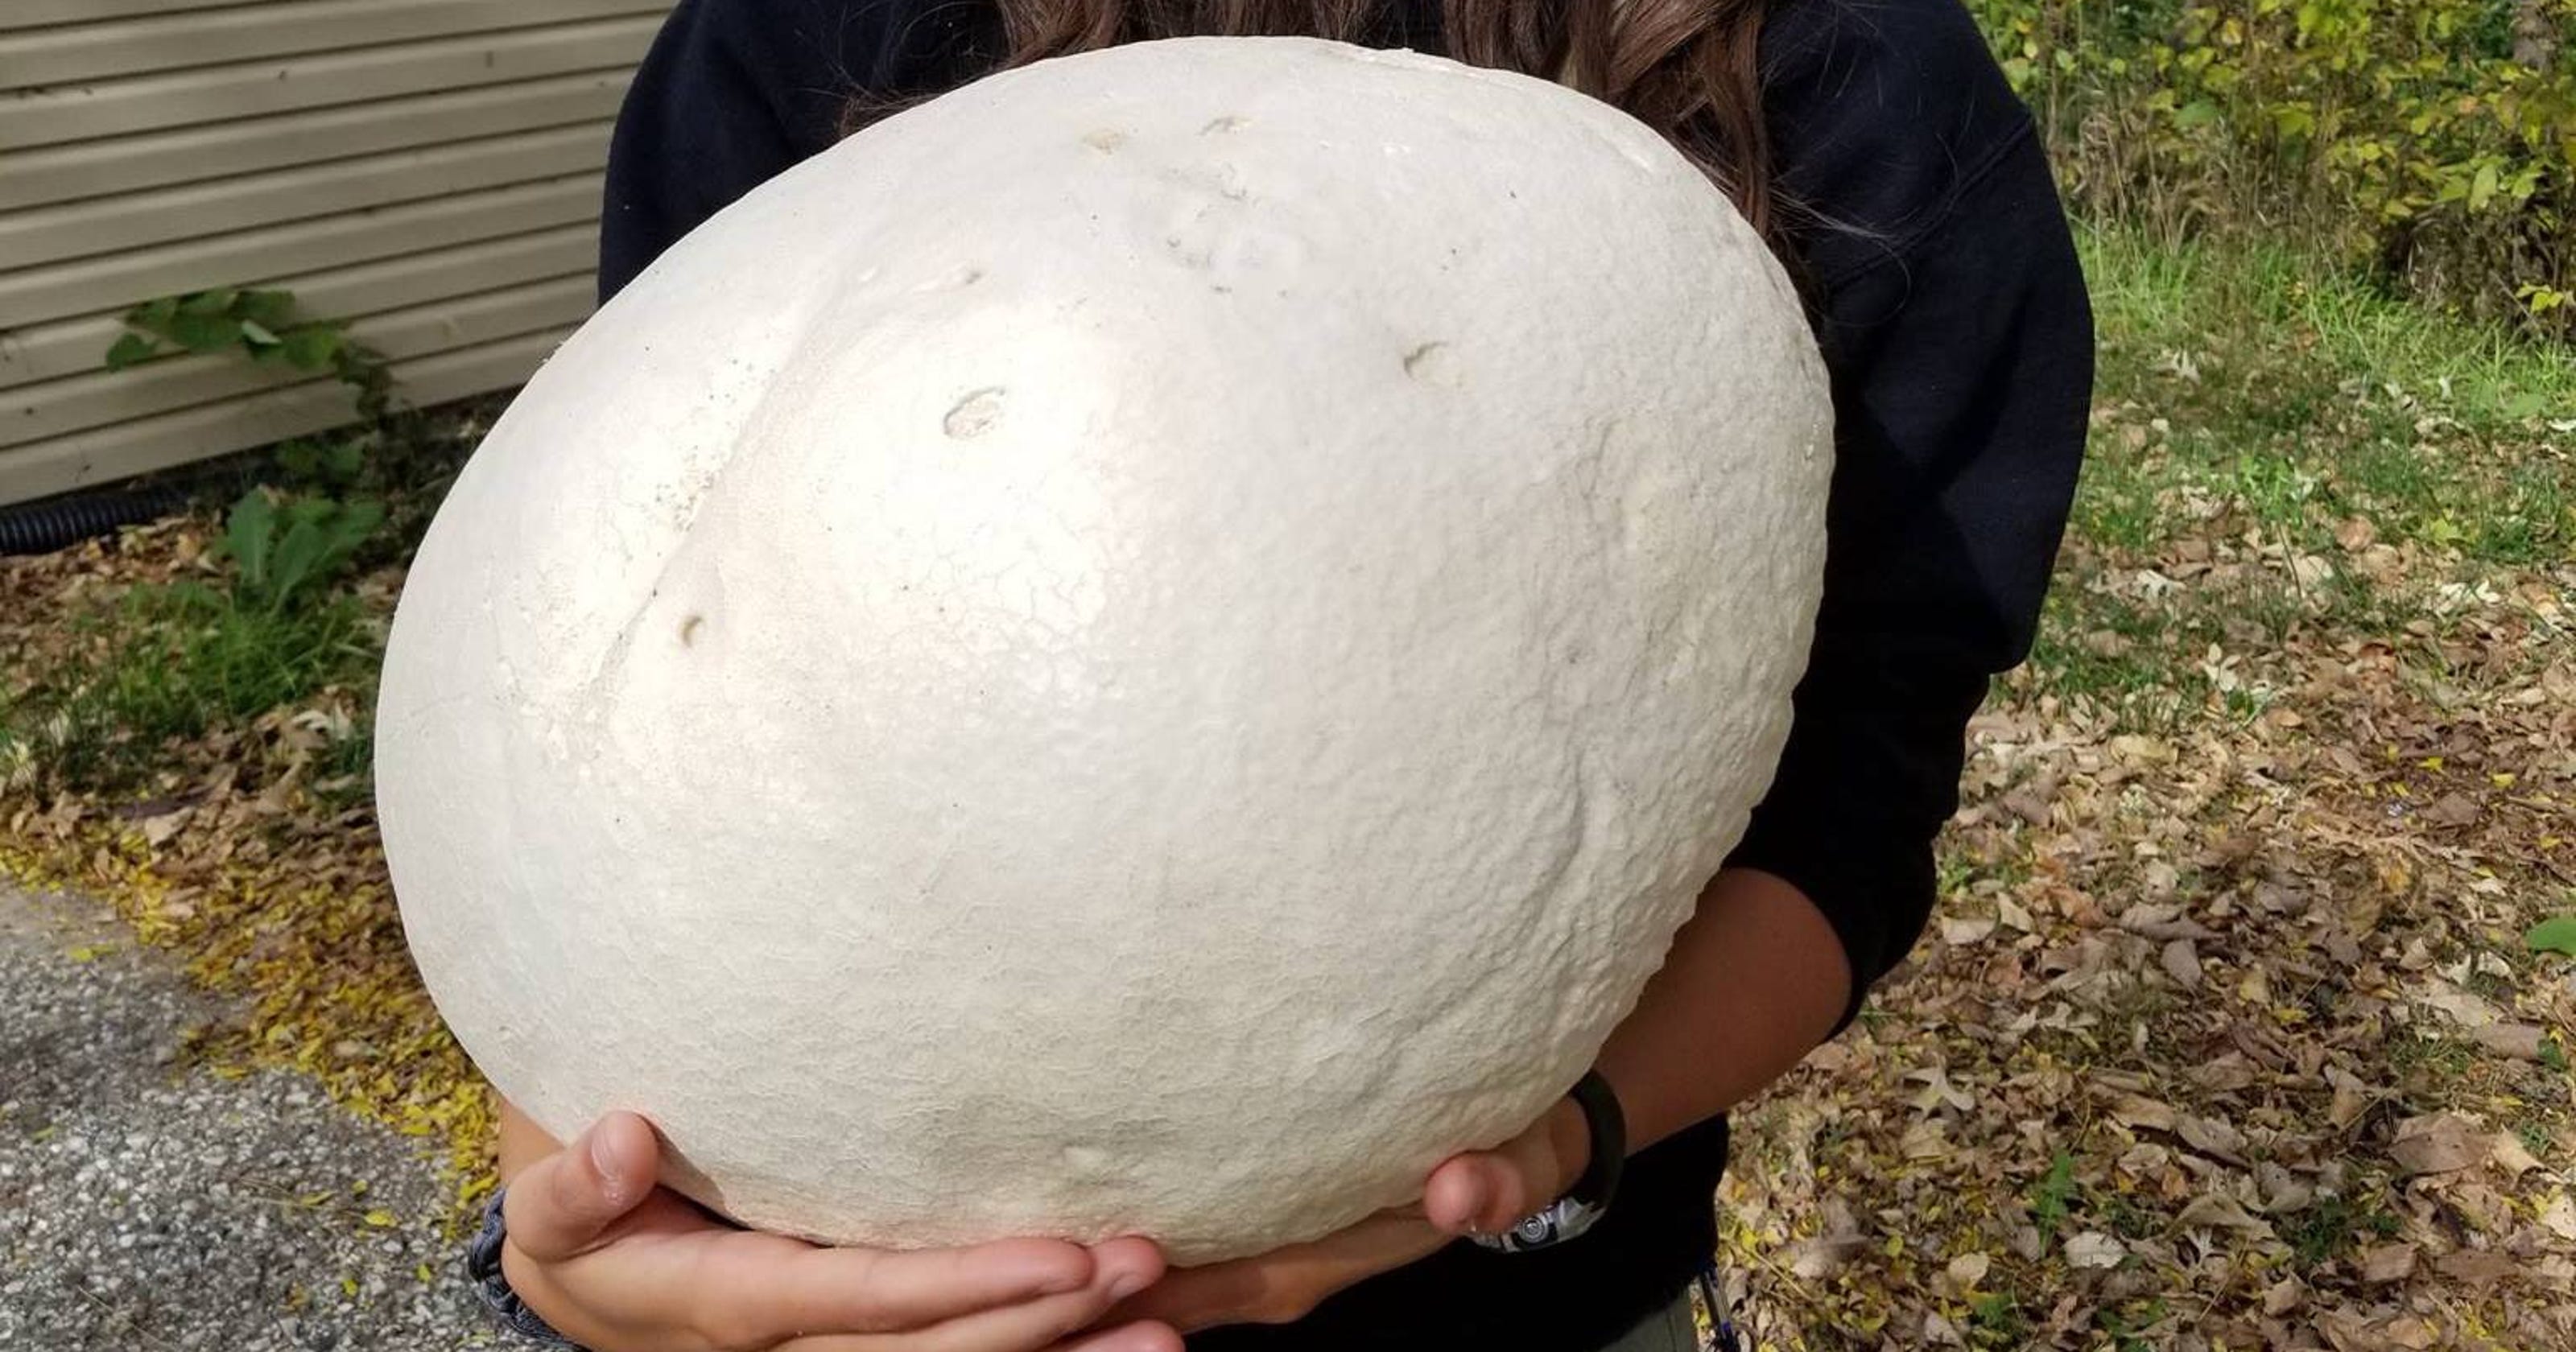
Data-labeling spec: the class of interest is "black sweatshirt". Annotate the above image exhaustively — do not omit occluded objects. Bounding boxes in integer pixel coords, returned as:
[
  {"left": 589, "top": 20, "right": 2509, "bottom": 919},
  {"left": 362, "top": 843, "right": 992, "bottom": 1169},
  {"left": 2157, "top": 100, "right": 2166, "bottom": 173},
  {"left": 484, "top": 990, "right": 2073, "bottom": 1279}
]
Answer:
[{"left": 595, "top": 2, "right": 2091, "bottom": 1347}]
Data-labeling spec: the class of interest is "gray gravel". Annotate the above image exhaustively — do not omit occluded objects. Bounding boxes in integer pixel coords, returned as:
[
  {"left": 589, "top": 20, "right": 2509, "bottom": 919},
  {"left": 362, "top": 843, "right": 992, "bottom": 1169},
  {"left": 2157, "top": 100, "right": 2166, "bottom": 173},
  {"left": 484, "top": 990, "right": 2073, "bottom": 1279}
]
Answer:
[{"left": 0, "top": 883, "right": 498, "bottom": 1350}]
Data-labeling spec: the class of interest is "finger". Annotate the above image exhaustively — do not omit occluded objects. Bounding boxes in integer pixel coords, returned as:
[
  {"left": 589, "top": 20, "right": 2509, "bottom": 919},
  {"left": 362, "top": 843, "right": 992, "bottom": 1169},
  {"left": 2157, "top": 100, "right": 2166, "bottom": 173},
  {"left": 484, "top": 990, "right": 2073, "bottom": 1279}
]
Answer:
[
  {"left": 708, "top": 1235, "right": 1155, "bottom": 1342},
  {"left": 1108, "top": 1215, "right": 1444, "bottom": 1333},
  {"left": 1038, "top": 1321, "right": 1187, "bottom": 1352},
  {"left": 764, "top": 1240, "right": 1166, "bottom": 1352},
  {"left": 1432, "top": 1097, "right": 1587, "bottom": 1230},
  {"left": 1421, "top": 1153, "right": 1525, "bottom": 1236},
  {"left": 774, "top": 1317, "right": 1181, "bottom": 1352},
  {"left": 506, "top": 1111, "right": 661, "bottom": 1262}
]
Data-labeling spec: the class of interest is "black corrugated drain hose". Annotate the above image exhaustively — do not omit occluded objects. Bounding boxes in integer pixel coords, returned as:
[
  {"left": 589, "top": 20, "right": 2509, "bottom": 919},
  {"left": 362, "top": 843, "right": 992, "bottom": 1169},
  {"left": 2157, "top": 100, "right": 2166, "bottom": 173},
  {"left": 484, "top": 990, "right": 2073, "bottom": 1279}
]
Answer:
[{"left": 0, "top": 484, "right": 192, "bottom": 557}]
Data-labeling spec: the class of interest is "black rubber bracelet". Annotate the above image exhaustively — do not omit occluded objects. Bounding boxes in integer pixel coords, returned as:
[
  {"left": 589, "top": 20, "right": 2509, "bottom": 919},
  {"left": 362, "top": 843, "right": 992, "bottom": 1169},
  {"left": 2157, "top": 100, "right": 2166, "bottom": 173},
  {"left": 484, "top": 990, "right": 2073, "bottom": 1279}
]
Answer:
[
  {"left": 1469, "top": 1068, "right": 1626, "bottom": 1253},
  {"left": 1561, "top": 1068, "right": 1627, "bottom": 1210}
]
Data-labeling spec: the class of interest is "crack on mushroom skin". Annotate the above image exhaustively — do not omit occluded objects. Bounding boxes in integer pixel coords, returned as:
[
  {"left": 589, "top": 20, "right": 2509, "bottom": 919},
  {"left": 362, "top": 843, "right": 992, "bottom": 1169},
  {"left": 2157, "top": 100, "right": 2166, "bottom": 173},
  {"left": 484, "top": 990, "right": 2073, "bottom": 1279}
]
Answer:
[{"left": 944, "top": 387, "right": 1008, "bottom": 439}]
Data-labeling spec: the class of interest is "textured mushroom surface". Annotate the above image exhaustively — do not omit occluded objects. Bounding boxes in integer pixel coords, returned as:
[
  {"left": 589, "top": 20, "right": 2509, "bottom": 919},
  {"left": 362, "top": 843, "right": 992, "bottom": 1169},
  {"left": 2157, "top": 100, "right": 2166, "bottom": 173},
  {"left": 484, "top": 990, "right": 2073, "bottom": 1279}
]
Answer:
[{"left": 377, "top": 36, "right": 1831, "bottom": 1263}]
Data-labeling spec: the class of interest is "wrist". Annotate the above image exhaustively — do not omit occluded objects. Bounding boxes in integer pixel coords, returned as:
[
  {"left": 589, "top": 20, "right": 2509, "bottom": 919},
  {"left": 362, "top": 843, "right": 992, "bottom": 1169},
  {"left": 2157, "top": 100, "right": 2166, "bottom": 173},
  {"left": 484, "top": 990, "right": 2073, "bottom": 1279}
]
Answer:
[
  {"left": 1472, "top": 1070, "right": 1624, "bottom": 1254},
  {"left": 470, "top": 1186, "right": 588, "bottom": 1350},
  {"left": 1545, "top": 1093, "right": 1593, "bottom": 1198}
]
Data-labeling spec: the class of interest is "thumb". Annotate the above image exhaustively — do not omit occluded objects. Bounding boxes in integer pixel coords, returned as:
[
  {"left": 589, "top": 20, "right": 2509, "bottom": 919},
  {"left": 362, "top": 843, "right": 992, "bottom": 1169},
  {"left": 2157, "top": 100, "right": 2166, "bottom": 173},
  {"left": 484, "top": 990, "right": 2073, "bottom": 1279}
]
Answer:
[
  {"left": 1422, "top": 1152, "right": 1537, "bottom": 1238},
  {"left": 504, "top": 1111, "right": 660, "bottom": 1262},
  {"left": 1422, "top": 1102, "right": 1586, "bottom": 1238}
]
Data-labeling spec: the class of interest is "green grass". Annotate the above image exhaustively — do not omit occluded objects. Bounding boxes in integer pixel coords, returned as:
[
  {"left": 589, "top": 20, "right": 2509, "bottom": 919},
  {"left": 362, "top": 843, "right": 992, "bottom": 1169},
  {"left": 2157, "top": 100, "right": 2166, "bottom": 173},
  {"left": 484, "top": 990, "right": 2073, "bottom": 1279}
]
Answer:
[
  {"left": 2281, "top": 1193, "right": 2403, "bottom": 1272},
  {"left": 2027, "top": 1149, "right": 2078, "bottom": 1242},
  {"left": 2078, "top": 222, "right": 2576, "bottom": 570},
  {"left": 2386, "top": 1028, "right": 2481, "bottom": 1086},
  {"left": 1, "top": 580, "right": 378, "bottom": 792},
  {"left": 1967, "top": 1290, "right": 2031, "bottom": 1348},
  {"left": 2083, "top": 225, "right": 2576, "bottom": 427},
  {"left": 2022, "top": 223, "right": 2576, "bottom": 728}
]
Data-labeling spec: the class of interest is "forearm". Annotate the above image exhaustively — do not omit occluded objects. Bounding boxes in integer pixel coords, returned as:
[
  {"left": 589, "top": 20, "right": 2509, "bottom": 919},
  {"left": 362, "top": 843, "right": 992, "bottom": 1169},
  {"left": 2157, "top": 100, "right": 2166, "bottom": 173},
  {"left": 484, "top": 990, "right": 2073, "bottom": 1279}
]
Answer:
[
  {"left": 1592, "top": 867, "right": 1851, "bottom": 1152},
  {"left": 497, "top": 1096, "right": 563, "bottom": 1185}
]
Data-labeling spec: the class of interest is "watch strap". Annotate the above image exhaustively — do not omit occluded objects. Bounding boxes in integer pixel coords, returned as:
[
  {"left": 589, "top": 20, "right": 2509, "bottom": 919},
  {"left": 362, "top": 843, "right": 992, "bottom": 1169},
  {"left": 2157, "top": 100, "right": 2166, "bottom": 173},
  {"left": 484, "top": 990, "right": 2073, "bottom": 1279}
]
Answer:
[{"left": 1469, "top": 1069, "right": 1625, "bottom": 1253}]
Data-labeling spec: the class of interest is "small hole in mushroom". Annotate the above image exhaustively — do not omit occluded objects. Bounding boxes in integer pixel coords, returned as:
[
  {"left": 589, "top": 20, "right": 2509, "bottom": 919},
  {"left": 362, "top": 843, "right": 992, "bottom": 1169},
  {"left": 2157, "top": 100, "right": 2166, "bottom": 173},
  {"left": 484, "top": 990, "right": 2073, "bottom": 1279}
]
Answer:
[
  {"left": 944, "top": 387, "right": 1007, "bottom": 439},
  {"left": 1402, "top": 341, "right": 1459, "bottom": 385}
]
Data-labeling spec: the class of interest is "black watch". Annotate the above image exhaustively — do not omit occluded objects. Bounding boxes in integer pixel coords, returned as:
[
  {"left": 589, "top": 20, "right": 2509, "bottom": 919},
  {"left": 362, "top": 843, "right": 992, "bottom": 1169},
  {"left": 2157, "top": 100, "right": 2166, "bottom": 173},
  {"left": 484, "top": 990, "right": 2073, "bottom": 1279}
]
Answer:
[{"left": 1470, "top": 1069, "right": 1626, "bottom": 1253}]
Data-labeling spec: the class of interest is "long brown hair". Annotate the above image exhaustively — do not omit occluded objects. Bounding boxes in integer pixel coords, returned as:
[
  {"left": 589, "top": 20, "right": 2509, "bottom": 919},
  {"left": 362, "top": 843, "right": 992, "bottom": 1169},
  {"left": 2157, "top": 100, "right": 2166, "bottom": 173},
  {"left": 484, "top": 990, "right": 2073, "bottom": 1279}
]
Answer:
[{"left": 845, "top": 1, "right": 1780, "bottom": 238}]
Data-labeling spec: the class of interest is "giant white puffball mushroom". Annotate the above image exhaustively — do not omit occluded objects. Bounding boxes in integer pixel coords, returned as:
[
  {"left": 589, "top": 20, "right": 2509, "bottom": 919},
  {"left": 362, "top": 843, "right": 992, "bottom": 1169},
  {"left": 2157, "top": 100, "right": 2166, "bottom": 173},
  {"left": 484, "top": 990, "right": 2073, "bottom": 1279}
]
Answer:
[{"left": 377, "top": 35, "right": 1831, "bottom": 1263}]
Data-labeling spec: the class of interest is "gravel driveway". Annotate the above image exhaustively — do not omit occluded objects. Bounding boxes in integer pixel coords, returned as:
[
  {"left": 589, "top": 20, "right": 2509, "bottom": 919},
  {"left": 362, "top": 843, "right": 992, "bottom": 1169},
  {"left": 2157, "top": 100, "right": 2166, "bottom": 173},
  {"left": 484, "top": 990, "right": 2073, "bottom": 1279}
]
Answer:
[{"left": 0, "top": 882, "right": 495, "bottom": 1350}]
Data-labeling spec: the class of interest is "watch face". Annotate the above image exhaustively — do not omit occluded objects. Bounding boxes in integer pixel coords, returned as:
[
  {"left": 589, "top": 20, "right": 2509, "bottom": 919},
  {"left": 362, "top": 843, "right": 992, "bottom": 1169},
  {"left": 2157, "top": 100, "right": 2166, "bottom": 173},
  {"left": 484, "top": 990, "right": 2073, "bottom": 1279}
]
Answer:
[
  {"left": 1471, "top": 1197, "right": 1607, "bottom": 1254},
  {"left": 1510, "top": 1212, "right": 1562, "bottom": 1247}
]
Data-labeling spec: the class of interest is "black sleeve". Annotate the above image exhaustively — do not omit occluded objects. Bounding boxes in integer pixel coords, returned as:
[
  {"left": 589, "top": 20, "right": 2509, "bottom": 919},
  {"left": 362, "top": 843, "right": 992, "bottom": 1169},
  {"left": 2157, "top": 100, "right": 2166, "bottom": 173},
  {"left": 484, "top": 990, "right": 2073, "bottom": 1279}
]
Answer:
[
  {"left": 597, "top": 0, "right": 996, "bottom": 302},
  {"left": 1728, "top": 1, "right": 2094, "bottom": 1028}
]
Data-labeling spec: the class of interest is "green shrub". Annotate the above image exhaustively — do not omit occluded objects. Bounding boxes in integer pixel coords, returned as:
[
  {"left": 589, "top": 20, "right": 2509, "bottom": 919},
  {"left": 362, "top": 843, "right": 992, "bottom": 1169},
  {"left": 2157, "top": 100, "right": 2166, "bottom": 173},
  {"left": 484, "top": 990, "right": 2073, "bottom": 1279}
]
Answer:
[
  {"left": 1972, "top": 0, "right": 2576, "bottom": 334},
  {"left": 0, "top": 291, "right": 415, "bottom": 793}
]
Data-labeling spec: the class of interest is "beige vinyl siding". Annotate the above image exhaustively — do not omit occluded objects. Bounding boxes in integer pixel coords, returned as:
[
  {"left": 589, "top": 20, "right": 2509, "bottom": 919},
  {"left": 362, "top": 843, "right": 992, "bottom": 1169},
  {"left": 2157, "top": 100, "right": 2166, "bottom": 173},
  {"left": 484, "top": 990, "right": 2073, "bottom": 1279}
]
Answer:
[{"left": 0, "top": 0, "right": 677, "bottom": 505}]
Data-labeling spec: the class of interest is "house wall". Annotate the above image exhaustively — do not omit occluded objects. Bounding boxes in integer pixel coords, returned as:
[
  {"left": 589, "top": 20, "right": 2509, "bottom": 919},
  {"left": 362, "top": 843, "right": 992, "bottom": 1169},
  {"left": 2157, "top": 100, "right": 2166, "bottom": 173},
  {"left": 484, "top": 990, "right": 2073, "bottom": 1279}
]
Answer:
[{"left": 0, "top": 0, "right": 678, "bottom": 504}]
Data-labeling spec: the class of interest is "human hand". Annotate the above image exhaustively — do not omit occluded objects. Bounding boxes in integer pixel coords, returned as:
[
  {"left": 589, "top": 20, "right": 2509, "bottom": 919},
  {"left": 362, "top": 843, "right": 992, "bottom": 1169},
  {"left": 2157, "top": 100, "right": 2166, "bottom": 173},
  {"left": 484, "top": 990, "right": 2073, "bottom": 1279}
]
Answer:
[
  {"left": 1101, "top": 1096, "right": 1591, "bottom": 1333},
  {"left": 500, "top": 1111, "right": 1183, "bottom": 1352}
]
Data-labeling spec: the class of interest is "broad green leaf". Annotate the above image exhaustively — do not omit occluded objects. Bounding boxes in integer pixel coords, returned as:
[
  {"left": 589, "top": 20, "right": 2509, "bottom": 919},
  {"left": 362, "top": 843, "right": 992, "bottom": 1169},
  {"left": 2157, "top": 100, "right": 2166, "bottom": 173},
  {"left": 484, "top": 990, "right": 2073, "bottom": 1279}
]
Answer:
[
  {"left": 237, "top": 319, "right": 281, "bottom": 347},
  {"left": 334, "top": 497, "right": 386, "bottom": 546},
  {"left": 279, "top": 326, "right": 343, "bottom": 372},
  {"left": 238, "top": 289, "right": 299, "bottom": 330},
  {"left": 268, "top": 517, "right": 328, "bottom": 609},
  {"left": 103, "top": 332, "right": 160, "bottom": 371},
  {"left": 130, "top": 295, "right": 181, "bottom": 329},
  {"left": 178, "top": 287, "right": 239, "bottom": 317},
  {"left": 2468, "top": 163, "right": 2498, "bottom": 212},
  {"left": 2526, "top": 916, "right": 2576, "bottom": 958},
  {"left": 323, "top": 439, "right": 367, "bottom": 484},
  {"left": 165, "top": 311, "right": 240, "bottom": 353},
  {"left": 225, "top": 490, "right": 277, "bottom": 595},
  {"left": 274, "top": 439, "right": 322, "bottom": 480}
]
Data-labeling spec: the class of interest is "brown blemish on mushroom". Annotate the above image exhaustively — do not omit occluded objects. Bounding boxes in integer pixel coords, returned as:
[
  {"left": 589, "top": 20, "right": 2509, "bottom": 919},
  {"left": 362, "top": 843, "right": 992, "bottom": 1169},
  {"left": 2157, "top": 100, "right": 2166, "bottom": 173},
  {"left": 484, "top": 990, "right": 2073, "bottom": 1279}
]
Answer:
[
  {"left": 1203, "top": 115, "right": 1250, "bottom": 134},
  {"left": 944, "top": 387, "right": 1007, "bottom": 439},
  {"left": 1083, "top": 130, "right": 1128, "bottom": 153},
  {"left": 679, "top": 614, "right": 705, "bottom": 647}
]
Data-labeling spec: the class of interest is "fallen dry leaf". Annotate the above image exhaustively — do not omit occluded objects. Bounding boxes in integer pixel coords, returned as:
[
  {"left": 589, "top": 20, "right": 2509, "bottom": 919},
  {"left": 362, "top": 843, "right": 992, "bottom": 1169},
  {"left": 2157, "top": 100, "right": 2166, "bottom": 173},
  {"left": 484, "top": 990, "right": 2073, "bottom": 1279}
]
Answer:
[
  {"left": 2543, "top": 1194, "right": 2576, "bottom": 1241},
  {"left": 2177, "top": 1191, "right": 2274, "bottom": 1235},
  {"left": 2161, "top": 937, "right": 2203, "bottom": 990},
  {"left": 1939, "top": 914, "right": 1998, "bottom": 946},
  {"left": 2065, "top": 1231, "right": 2128, "bottom": 1269},
  {"left": 2490, "top": 1131, "right": 2546, "bottom": 1177},
  {"left": 2468, "top": 1022, "right": 2545, "bottom": 1061},
  {"left": 2432, "top": 1248, "right": 2519, "bottom": 1284},
  {"left": 2390, "top": 1115, "right": 2487, "bottom": 1177},
  {"left": 2361, "top": 1243, "right": 2419, "bottom": 1283}
]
